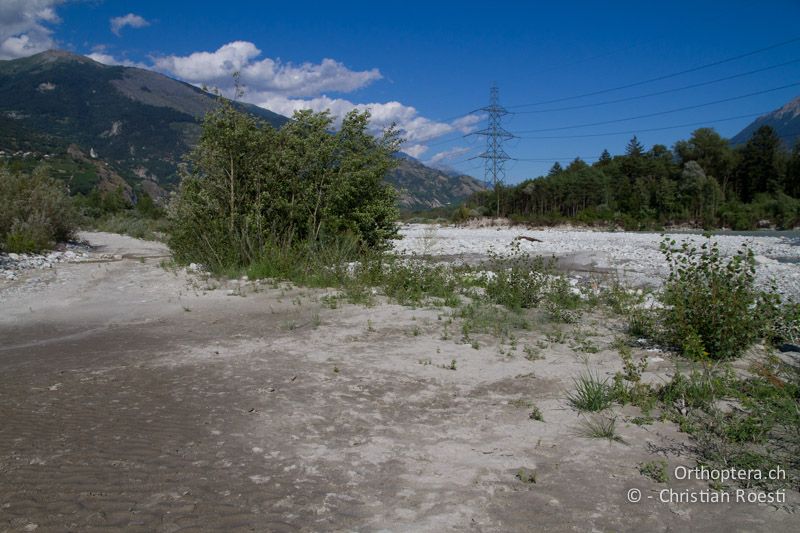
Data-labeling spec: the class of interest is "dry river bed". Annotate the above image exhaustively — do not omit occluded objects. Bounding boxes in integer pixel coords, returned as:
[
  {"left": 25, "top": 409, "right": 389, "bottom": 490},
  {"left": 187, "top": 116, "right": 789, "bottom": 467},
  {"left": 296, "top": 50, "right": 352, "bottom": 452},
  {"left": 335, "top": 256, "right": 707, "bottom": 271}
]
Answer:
[{"left": 0, "top": 232, "right": 798, "bottom": 532}]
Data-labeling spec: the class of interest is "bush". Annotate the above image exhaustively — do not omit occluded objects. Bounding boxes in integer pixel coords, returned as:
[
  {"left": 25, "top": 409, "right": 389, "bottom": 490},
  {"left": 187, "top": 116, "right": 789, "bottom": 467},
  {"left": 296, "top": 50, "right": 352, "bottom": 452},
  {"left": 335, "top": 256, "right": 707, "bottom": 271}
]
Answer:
[
  {"left": 0, "top": 165, "right": 76, "bottom": 252},
  {"left": 483, "top": 242, "right": 553, "bottom": 309},
  {"left": 658, "top": 237, "right": 767, "bottom": 360},
  {"left": 169, "top": 101, "right": 400, "bottom": 272}
]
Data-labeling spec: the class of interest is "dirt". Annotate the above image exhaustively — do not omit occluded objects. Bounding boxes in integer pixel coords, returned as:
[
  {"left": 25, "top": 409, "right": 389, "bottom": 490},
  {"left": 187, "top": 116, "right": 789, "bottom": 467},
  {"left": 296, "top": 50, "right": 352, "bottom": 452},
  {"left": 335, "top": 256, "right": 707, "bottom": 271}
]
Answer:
[{"left": 0, "top": 232, "right": 797, "bottom": 532}]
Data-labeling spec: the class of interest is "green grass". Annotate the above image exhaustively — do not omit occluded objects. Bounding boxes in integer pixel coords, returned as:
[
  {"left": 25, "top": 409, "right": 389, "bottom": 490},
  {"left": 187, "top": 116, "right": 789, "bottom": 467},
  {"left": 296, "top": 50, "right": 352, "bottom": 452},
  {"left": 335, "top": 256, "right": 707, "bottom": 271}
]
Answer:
[
  {"left": 580, "top": 415, "right": 622, "bottom": 442},
  {"left": 567, "top": 371, "right": 614, "bottom": 412}
]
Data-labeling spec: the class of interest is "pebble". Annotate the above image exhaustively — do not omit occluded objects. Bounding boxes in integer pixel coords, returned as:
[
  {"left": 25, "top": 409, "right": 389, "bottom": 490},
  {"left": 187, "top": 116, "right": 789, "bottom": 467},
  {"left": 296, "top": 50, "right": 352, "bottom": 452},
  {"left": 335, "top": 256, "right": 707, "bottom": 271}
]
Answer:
[{"left": 0, "top": 243, "right": 92, "bottom": 280}]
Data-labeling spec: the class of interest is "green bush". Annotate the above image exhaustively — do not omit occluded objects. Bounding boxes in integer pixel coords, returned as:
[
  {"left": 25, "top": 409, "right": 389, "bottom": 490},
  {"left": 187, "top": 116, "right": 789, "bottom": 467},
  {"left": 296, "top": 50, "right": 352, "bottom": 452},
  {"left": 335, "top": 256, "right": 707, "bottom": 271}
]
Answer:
[
  {"left": 0, "top": 165, "right": 76, "bottom": 252},
  {"left": 658, "top": 237, "right": 766, "bottom": 360},
  {"left": 483, "top": 242, "right": 553, "bottom": 309},
  {"left": 169, "top": 101, "right": 400, "bottom": 272}
]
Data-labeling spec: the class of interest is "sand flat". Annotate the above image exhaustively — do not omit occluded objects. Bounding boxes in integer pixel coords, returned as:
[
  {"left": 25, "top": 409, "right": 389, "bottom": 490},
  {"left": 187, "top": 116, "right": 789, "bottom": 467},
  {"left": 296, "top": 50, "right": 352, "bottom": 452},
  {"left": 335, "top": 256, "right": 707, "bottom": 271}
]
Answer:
[{"left": 1, "top": 231, "right": 797, "bottom": 531}]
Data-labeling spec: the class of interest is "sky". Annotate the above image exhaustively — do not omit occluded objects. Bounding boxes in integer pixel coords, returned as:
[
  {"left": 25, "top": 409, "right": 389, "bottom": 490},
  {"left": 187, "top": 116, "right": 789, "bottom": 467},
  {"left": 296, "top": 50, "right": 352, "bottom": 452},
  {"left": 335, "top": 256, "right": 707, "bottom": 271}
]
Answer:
[{"left": 2, "top": 0, "right": 800, "bottom": 183}]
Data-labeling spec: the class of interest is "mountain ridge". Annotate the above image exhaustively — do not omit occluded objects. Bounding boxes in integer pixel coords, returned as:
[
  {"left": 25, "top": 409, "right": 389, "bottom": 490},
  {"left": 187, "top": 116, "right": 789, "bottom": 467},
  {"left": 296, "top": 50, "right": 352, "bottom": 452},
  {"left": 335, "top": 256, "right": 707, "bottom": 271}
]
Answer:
[
  {"left": 731, "top": 94, "right": 800, "bottom": 147},
  {"left": 0, "top": 50, "right": 483, "bottom": 210}
]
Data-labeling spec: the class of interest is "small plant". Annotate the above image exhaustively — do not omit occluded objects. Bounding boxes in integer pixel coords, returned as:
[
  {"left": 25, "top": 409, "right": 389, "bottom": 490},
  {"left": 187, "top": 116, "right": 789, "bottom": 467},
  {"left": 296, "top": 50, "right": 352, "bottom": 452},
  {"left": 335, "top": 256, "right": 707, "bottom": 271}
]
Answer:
[
  {"left": 529, "top": 405, "right": 544, "bottom": 421},
  {"left": 333, "top": 365, "right": 340, "bottom": 374},
  {"left": 580, "top": 415, "right": 622, "bottom": 442},
  {"left": 567, "top": 371, "right": 614, "bottom": 412},
  {"left": 523, "top": 344, "right": 544, "bottom": 361},
  {"left": 639, "top": 460, "right": 668, "bottom": 483},
  {"left": 447, "top": 359, "right": 457, "bottom": 370},
  {"left": 515, "top": 468, "right": 537, "bottom": 484}
]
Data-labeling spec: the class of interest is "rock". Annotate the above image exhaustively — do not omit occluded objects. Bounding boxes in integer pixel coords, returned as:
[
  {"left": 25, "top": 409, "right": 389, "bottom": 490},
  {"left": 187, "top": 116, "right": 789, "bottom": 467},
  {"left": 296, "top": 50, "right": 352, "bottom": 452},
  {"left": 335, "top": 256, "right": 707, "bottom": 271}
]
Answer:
[
  {"left": 779, "top": 343, "right": 800, "bottom": 353},
  {"left": 8, "top": 253, "right": 20, "bottom": 261}
]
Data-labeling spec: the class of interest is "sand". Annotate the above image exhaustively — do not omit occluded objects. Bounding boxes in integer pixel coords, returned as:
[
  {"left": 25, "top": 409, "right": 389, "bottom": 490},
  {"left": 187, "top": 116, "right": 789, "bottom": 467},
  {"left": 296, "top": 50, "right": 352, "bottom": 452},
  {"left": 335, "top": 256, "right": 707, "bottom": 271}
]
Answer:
[{"left": 0, "top": 231, "right": 797, "bottom": 531}]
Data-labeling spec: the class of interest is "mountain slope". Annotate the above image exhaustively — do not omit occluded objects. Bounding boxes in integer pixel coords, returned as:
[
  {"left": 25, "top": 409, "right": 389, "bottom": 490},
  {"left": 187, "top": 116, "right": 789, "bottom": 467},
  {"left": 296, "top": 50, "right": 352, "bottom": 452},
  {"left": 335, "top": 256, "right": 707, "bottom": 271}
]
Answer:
[
  {"left": 0, "top": 50, "right": 483, "bottom": 209},
  {"left": 389, "top": 155, "right": 486, "bottom": 209},
  {"left": 731, "top": 95, "right": 800, "bottom": 147}
]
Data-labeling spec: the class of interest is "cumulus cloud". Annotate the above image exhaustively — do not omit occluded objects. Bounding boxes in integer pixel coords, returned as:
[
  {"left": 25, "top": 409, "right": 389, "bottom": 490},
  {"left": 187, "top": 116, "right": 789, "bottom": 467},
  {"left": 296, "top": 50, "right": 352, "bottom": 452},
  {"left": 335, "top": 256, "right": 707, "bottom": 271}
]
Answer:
[
  {"left": 110, "top": 13, "right": 150, "bottom": 36},
  {"left": 86, "top": 51, "right": 148, "bottom": 69},
  {"left": 152, "top": 41, "right": 481, "bottom": 155},
  {"left": 153, "top": 41, "right": 381, "bottom": 97},
  {"left": 0, "top": 0, "right": 63, "bottom": 59},
  {"left": 252, "top": 93, "right": 479, "bottom": 151},
  {"left": 427, "top": 146, "right": 473, "bottom": 165}
]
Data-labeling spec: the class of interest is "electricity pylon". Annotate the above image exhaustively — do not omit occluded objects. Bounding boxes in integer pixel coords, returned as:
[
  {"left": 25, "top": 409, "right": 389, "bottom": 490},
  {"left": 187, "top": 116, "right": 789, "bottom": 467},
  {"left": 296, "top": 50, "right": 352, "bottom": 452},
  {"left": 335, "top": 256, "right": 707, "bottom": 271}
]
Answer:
[{"left": 474, "top": 84, "right": 514, "bottom": 218}]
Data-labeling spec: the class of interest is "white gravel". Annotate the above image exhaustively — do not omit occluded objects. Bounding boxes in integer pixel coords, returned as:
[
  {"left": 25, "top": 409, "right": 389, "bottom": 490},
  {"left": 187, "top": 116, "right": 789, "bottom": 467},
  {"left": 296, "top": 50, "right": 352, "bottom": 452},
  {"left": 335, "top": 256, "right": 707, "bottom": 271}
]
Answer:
[{"left": 394, "top": 224, "right": 800, "bottom": 298}]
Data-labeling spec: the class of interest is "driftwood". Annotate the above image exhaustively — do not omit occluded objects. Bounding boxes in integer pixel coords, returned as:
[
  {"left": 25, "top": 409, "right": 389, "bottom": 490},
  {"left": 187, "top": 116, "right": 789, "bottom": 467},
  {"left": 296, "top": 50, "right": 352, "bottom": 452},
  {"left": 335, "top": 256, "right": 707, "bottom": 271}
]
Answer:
[{"left": 514, "top": 235, "right": 543, "bottom": 243}]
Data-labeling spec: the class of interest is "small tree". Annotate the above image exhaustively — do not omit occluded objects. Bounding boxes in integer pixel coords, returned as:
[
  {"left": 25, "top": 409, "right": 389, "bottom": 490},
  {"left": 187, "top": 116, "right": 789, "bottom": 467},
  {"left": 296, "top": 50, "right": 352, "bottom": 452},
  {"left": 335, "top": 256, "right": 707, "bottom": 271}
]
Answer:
[
  {"left": 169, "top": 100, "right": 401, "bottom": 270},
  {"left": 0, "top": 165, "right": 76, "bottom": 252}
]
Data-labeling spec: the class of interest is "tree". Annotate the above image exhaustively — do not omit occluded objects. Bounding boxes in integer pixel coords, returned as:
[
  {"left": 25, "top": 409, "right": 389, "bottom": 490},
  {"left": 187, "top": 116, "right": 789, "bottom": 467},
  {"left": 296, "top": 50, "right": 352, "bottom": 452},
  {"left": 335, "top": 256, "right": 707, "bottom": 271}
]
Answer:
[
  {"left": 674, "top": 128, "right": 734, "bottom": 194},
  {"left": 547, "top": 162, "right": 563, "bottom": 176},
  {"left": 733, "top": 125, "right": 783, "bottom": 201},
  {"left": 169, "top": 100, "right": 401, "bottom": 270},
  {"left": 598, "top": 149, "right": 612, "bottom": 166},
  {"left": 786, "top": 141, "right": 800, "bottom": 198},
  {"left": 625, "top": 136, "right": 645, "bottom": 158}
]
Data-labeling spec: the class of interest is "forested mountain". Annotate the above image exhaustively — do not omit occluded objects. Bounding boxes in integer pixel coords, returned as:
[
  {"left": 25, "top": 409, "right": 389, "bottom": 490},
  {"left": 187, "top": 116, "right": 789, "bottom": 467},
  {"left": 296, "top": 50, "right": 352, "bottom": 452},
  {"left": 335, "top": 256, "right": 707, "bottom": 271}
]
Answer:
[
  {"left": 731, "top": 95, "right": 800, "bottom": 148},
  {"left": 0, "top": 50, "right": 481, "bottom": 210},
  {"left": 467, "top": 124, "right": 800, "bottom": 230}
]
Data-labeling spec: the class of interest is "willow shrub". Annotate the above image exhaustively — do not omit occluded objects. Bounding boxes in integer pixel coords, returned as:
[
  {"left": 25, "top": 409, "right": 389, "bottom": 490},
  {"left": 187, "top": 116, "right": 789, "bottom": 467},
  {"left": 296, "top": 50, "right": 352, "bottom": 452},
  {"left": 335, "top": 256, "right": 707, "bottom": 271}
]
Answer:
[
  {"left": 658, "top": 237, "right": 767, "bottom": 360},
  {"left": 168, "top": 101, "right": 401, "bottom": 273}
]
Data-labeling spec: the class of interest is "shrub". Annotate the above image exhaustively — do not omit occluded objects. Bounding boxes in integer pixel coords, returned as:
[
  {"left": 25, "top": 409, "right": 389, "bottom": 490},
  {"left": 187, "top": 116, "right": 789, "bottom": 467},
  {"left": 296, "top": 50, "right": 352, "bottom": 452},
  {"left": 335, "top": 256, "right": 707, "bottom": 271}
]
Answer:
[
  {"left": 483, "top": 242, "right": 553, "bottom": 309},
  {"left": 0, "top": 165, "right": 76, "bottom": 252},
  {"left": 169, "top": 100, "right": 400, "bottom": 272},
  {"left": 658, "top": 237, "right": 765, "bottom": 360}
]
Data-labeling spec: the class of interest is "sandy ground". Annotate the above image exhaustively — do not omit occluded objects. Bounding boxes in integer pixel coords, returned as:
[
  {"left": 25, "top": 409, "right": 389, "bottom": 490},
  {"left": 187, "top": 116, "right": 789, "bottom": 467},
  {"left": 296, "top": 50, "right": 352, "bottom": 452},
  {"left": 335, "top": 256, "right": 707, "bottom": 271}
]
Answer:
[{"left": 1, "top": 232, "right": 798, "bottom": 532}]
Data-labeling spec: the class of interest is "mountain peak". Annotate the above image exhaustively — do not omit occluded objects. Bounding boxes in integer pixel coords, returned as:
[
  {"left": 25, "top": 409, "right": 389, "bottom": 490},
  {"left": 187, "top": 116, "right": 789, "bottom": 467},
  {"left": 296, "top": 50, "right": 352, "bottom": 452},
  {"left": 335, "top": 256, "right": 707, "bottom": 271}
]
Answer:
[{"left": 731, "top": 93, "right": 800, "bottom": 147}]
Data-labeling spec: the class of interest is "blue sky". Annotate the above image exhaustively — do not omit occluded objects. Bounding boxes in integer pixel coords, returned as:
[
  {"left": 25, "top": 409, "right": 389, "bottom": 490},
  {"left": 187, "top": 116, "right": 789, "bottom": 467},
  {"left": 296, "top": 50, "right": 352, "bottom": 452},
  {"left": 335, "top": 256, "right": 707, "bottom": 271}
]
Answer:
[{"left": 3, "top": 1, "right": 800, "bottom": 183}]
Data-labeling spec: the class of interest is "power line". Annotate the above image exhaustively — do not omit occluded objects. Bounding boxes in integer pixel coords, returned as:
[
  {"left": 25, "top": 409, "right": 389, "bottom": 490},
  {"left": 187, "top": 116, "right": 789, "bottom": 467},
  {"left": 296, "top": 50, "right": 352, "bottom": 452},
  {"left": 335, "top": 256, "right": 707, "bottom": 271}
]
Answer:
[
  {"left": 512, "top": 81, "right": 800, "bottom": 133},
  {"left": 514, "top": 58, "right": 800, "bottom": 114},
  {"left": 506, "top": 35, "right": 800, "bottom": 109},
  {"left": 515, "top": 110, "right": 769, "bottom": 139}
]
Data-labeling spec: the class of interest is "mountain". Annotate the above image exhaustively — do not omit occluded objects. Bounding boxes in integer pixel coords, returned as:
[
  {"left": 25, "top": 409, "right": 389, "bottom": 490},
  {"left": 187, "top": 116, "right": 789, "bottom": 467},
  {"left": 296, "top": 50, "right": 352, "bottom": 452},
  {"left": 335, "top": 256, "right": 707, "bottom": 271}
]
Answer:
[
  {"left": 0, "top": 50, "right": 483, "bottom": 209},
  {"left": 731, "top": 95, "right": 800, "bottom": 148},
  {"left": 390, "top": 154, "right": 485, "bottom": 209}
]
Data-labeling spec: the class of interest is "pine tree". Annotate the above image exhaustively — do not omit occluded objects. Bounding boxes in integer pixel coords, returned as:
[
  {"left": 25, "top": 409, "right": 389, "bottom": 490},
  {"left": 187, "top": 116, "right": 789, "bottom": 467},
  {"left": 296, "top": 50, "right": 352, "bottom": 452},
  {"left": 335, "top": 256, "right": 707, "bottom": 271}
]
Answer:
[{"left": 625, "top": 136, "right": 645, "bottom": 158}]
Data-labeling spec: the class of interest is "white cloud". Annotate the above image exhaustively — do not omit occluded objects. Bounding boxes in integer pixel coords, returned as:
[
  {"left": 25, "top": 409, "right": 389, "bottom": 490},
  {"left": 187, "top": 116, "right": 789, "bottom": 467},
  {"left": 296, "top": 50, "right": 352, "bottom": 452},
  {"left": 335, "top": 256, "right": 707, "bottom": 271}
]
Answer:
[
  {"left": 403, "top": 144, "right": 428, "bottom": 158},
  {"left": 110, "top": 13, "right": 150, "bottom": 36},
  {"left": 86, "top": 51, "right": 148, "bottom": 69},
  {"left": 152, "top": 41, "right": 481, "bottom": 156},
  {"left": 252, "top": 93, "right": 476, "bottom": 150},
  {"left": 427, "top": 146, "right": 472, "bottom": 165},
  {"left": 153, "top": 41, "right": 381, "bottom": 97},
  {"left": 0, "top": 0, "right": 63, "bottom": 59}
]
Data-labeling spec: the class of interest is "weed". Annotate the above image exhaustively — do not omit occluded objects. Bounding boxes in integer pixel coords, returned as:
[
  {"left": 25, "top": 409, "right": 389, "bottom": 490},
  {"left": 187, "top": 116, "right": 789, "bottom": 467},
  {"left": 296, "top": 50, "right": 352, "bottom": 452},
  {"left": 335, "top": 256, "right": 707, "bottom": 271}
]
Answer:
[
  {"left": 515, "top": 468, "right": 537, "bottom": 484},
  {"left": 567, "top": 371, "right": 614, "bottom": 412},
  {"left": 523, "top": 345, "right": 544, "bottom": 361},
  {"left": 529, "top": 405, "right": 544, "bottom": 421},
  {"left": 580, "top": 415, "right": 623, "bottom": 442},
  {"left": 639, "top": 460, "right": 668, "bottom": 483}
]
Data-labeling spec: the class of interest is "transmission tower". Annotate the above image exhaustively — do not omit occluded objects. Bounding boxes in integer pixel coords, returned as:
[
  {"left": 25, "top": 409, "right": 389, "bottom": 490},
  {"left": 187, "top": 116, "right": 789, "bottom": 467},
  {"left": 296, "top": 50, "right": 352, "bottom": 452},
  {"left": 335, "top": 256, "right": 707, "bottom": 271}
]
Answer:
[{"left": 474, "top": 84, "right": 514, "bottom": 217}]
